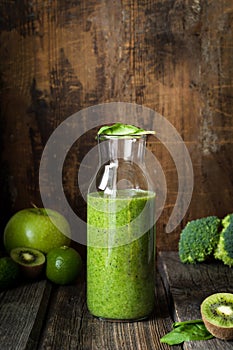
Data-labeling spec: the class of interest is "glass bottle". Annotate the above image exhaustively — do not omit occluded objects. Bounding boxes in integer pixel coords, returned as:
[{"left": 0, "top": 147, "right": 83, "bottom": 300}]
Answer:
[{"left": 87, "top": 133, "right": 156, "bottom": 321}]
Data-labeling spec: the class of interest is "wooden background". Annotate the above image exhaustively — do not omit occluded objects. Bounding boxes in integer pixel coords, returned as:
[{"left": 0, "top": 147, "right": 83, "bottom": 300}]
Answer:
[{"left": 0, "top": 0, "right": 233, "bottom": 254}]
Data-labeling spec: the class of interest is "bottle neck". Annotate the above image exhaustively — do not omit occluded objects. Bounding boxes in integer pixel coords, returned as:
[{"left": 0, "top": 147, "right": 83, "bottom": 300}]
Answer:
[
  {"left": 94, "top": 135, "right": 149, "bottom": 194},
  {"left": 97, "top": 135, "right": 147, "bottom": 165}
]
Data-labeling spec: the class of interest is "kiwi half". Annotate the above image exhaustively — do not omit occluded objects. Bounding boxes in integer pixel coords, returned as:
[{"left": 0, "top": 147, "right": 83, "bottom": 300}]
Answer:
[
  {"left": 201, "top": 292, "right": 233, "bottom": 340},
  {"left": 10, "top": 247, "right": 46, "bottom": 279}
]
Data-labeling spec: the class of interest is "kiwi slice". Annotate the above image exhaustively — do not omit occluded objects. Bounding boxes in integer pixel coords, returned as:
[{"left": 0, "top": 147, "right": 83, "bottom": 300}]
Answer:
[
  {"left": 10, "top": 247, "right": 46, "bottom": 279},
  {"left": 201, "top": 292, "right": 233, "bottom": 340}
]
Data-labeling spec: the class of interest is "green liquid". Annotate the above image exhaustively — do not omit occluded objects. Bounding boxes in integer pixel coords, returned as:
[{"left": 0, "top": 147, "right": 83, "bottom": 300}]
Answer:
[{"left": 87, "top": 189, "right": 156, "bottom": 321}]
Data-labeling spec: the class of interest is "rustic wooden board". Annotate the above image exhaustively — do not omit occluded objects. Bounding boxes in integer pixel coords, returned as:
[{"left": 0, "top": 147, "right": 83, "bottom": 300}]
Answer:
[
  {"left": 0, "top": 279, "right": 52, "bottom": 350},
  {"left": 1, "top": 254, "right": 233, "bottom": 349},
  {"left": 158, "top": 251, "right": 233, "bottom": 350},
  {"left": 38, "top": 272, "right": 181, "bottom": 350}
]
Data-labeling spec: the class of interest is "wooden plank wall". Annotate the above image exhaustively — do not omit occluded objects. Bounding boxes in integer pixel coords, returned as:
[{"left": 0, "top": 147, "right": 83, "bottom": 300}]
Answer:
[{"left": 0, "top": 1, "right": 233, "bottom": 252}]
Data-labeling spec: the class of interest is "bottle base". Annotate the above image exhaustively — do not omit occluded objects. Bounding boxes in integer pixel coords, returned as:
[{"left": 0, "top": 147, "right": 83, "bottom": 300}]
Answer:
[
  {"left": 89, "top": 310, "right": 153, "bottom": 323},
  {"left": 98, "top": 316, "right": 149, "bottom": 323}
]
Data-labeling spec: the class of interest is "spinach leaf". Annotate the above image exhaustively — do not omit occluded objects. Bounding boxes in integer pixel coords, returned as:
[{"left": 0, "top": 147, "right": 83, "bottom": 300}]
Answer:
[
  {"left": 160, "top": 319, "right": 214, "bottom": 345},
  {"left": 97, "top": 123, "right": 155, "bottom": 136}
]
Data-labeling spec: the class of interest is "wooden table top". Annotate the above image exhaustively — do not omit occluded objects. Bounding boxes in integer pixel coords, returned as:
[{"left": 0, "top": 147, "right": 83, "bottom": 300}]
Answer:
[{"left": 0, "top": 251, "right": 233, "bottom": 350}]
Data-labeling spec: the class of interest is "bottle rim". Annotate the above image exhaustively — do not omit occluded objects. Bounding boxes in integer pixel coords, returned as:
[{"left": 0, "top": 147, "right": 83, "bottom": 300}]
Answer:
[{"left": 97, "top": 133, "right": 147, "bottom": 141}]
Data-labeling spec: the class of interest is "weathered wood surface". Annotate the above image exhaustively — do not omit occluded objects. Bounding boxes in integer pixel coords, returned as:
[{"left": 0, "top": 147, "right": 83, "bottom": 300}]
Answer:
[
  {"left": 0, "top": 280, "right": 52, "bottom": 350},
  {"left": 0, "top": 1, "right": 233, "bottom": 252},
  {"left": 1, "top": 253, "right": 233, "bottom": 349},
  {"left": 158, "top": 251, "right": 233, "bottom": 350},
  {"left": 37, "top": 272, "right": 178, "bottom": 350},
  {"left": 0, "top": 272, "right": 180, "bottom": 350}
]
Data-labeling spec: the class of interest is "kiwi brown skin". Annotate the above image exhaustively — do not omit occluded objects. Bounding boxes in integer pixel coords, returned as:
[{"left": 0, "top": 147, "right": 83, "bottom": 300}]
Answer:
[
  {"left": 201, "top": 293, "right": 233, "bottom": 340},
  {"left": 201, "top": 315, "right": 233, "bottom": 340},
  {"left": 10, "top": 247, "right": 46, "bottom": 280}
]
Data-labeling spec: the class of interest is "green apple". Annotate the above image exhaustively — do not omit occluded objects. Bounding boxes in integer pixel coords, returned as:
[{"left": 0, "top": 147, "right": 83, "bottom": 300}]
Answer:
[{"left": 4, "top": 208, "right": 71, "bottom": 254}]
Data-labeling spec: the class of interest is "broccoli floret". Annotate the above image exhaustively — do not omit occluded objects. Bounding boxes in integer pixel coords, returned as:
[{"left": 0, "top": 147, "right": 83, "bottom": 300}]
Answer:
[
  {"left": 178, "top": 216, "right": 221, "bottom": 264},
  {"left": 221, "top": 213, "right": 233, "bottom": 228},
  {"left": 214, "top": 214, "right": 233, "bottom": 266}
]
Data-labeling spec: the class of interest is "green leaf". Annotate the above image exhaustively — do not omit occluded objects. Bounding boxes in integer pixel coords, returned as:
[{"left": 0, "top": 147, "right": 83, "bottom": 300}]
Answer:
[
  {"left": 160, "top": 319, "right": 214, "bottom": 345},
  {"left": 173, "top": 319, "right": 204, "bottom": 328},
  {"left": 97, "top": 123, "right": 155, "bottom": 136},
  {"left": 160, "top": 330, "right": 187, "bottom": 346}
]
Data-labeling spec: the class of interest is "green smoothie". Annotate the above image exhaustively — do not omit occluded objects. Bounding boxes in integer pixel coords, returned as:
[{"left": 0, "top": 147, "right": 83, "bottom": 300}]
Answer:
[{"left": 87, "top": 189, "right": 155, "bottom": 321}]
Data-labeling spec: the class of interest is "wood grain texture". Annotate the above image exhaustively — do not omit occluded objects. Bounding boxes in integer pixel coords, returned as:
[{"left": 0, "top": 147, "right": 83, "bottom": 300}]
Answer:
[
  {"left": 0, "top": 280, "right": 52, "bottom": 350},
  {"left": 0, "top": 1, "right": 233, "bottom": 251},
  {"left": 0, "top": 267, "right": 182, "bottom": 350},
  {"left": 38, "top": 272, "right": 181, "bottom": 350},
  {"left": 1, "top": 254, "right": 233, "bottom": 349},
  {"left": 158, "top": 251, "right": 233, "bottom": 350}
]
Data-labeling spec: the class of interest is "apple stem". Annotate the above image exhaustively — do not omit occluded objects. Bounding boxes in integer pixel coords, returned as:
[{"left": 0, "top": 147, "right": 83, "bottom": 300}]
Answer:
[
  {"left": 31, "top": 202, "right": 38, "bottom": 209},
  {"left": 30, "top": 203, "right": 46, "bottom": 216}
]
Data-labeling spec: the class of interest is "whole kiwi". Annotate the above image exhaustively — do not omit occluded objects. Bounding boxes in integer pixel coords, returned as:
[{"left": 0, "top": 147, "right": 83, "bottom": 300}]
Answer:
[
  {"left": 10, "top": 247, "right": 46, "bottom": 279},
  {"left": 201, "top": 292, "right": 233, "bottom": 340}
]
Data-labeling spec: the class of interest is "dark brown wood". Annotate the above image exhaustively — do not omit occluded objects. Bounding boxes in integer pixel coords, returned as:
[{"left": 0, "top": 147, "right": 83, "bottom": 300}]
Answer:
[
  {"left": 0, "top": 272, "right": 181, "bottom": 350},
  {"left": 0, "top": 280, "right": 52, "bottom": 350},
  {"left": 2, "top": 253, "right": 233, "bottom": 349},
  {"left": 158, "top": 251, "right": 233, "bottom": 350},
  {"left": 38, "top": 273, "right": 179, "bottom": 350},
  {"left": 0, "top": 1, "right": 233, "bottom": 252}
]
